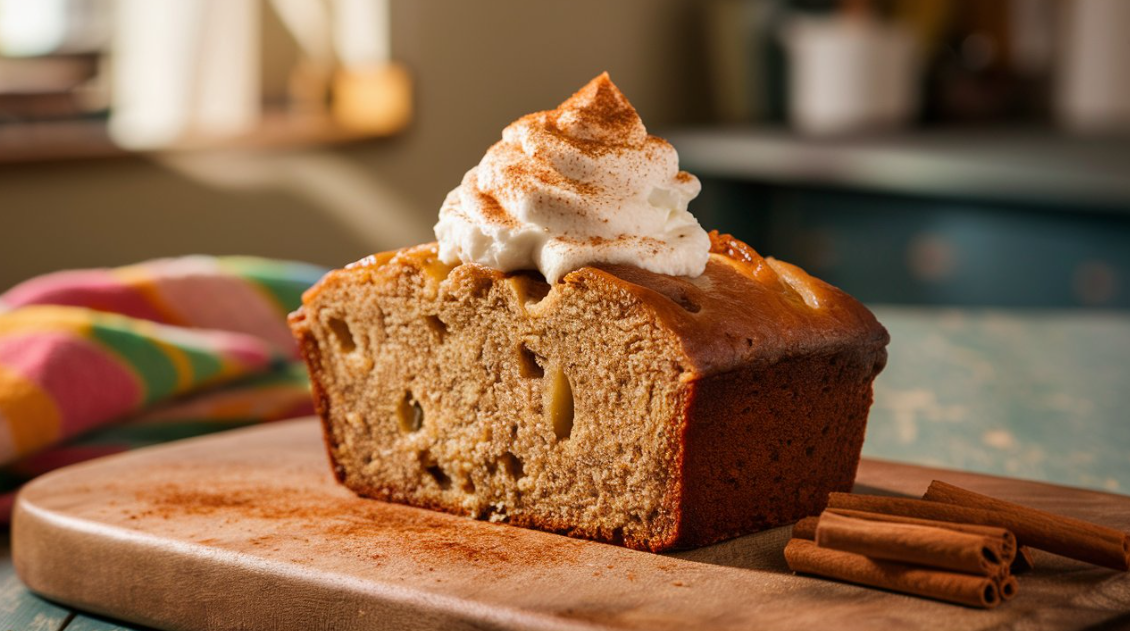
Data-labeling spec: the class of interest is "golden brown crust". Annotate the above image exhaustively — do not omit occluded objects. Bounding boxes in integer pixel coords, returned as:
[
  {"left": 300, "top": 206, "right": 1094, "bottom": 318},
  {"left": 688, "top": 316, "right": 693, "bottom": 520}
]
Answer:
[{"left": 303, "top": 234, "right": 888, "bottom": 380}]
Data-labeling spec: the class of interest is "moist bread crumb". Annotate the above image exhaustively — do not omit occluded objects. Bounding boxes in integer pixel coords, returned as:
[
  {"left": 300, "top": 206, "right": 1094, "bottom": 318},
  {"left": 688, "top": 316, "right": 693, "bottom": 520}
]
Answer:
[{"left": 290, "top": 232, "right": 888, "bottom": 551}]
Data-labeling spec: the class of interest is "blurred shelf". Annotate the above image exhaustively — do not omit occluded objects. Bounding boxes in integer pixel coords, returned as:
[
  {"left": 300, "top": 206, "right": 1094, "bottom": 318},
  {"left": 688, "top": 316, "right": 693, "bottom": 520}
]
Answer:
[
  {"left": 666, "top": 127, "right": 1130, "bottom": 211},
  {"left": 0, "top": 111, "right": 392, "bottom": 165},
  {"left": 0, "top": 118, "right": 122, "bottom": 164}
]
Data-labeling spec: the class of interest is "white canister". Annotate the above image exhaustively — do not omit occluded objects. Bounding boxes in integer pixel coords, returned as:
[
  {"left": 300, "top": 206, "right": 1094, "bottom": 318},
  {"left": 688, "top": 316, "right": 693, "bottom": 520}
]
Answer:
[
  {"left": 782, "top": 15, "right": 919, "bottom": 136},
  {"left": 1056, "top": 0, "right": 1130, "bottom": 134}
]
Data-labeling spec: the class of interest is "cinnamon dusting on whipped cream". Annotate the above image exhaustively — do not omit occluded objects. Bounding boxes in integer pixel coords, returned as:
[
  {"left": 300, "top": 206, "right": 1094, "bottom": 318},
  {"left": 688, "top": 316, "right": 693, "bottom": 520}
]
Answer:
[{"left": 434, "top": 72, "right": 709, "bottom": 283}]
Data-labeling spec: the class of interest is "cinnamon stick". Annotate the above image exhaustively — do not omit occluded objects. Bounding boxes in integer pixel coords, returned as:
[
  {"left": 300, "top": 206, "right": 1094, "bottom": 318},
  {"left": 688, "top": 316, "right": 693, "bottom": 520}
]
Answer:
[
  {"left": 795, "top": 511, "right": 1014, "bottom": 573},
  {"left": 827, "top": 491, "right": 1119, "bottom": 569},
  {"left": 826, "top": 508, "right": 1016, "bottom": 564},
  {"left": 784, "top": 538, "right": 1001, "bottom": 609},
  {"left": 923, "top": 481, "right": 1130, "bottom": 571},
  {"left": 815, "top": 512, "right": 1006, "bottom": 576},
  {"left": 997, "top": 575, "right": 1019, "bottom": 601},
  {"left": 793, "top": 516, "right": 820, "bottom": 540},
  {"left": 828, "top": 492, "right": 1012, "bottom": 531}
]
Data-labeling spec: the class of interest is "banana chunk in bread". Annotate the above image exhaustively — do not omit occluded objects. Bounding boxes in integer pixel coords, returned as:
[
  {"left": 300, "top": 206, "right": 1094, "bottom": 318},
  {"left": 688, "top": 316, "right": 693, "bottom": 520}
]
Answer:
[{"left": 290, "top": 232, "right": 888, "bottom": 551}]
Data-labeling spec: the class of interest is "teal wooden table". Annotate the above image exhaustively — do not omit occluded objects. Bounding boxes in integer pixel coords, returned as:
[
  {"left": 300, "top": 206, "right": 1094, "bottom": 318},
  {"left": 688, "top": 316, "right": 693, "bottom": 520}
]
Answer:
[{"left": 2, "top": 306, "right": 1128, "bottom": 630}]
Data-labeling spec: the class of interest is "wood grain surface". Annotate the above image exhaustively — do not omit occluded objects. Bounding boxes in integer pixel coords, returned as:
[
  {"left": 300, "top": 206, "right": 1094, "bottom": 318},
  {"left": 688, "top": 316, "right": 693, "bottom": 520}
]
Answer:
[{"left": 11, "top": 418, "right": 1130, "bottom": 631}]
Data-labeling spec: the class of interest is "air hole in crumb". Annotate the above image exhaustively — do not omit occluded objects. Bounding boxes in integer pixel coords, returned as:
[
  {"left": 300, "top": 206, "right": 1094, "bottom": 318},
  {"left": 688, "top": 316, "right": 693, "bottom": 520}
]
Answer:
[
  {"left": 610, "top": 527, "right": 626, "bottom": 545},
  {"left": 804, "top": 446, "right": 815, "bottom": 457},
  {"left": 419, "top": 451, "right": 451, "bottom": 490},
  {"left": 397, "top": 392, "right": 424, "bottom": 433},
  {"left": 546, "top": 368, "right": 575, "bottom": 440},
  {"left": 517, "top": 274, "right": 551, "bottom": 307},
  {"left": 509, "top": 272, "right": 552, "bottom": 308},
  {"left": 517, "top": 343, "right": 545, "bottom": 378},
  {"left": 427, "top": 465, "right": 451, "bottom": 490},
  {"left": 424, "top": 315, "right": 447, "bottom": 341},
  {"left": 526, "top": 279, "right": 551, "bottom": 304},
  {"left": 327, "top": 317, "right": 356, "bottom": 352},
  {"left": 462, "top": 476, "right": 476, "bottom": 494},
  {"left": 745, "top": 338, "right": 754, "bottom": 348},
  {"left": 500, "top": 452, "right": 524, "bottom": 479}
]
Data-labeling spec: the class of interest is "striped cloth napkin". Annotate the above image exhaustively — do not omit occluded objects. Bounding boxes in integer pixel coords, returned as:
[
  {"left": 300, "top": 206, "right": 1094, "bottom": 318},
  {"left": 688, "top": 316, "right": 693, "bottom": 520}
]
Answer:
[{"left": 0, "top": 256, "right": 327, "bottom": 520}]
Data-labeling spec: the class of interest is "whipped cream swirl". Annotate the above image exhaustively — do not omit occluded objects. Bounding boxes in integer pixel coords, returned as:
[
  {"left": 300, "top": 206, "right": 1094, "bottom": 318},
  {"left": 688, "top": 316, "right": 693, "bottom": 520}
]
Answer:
[{"left": 434, "top": 73, "right": 709, "bottom": 283}]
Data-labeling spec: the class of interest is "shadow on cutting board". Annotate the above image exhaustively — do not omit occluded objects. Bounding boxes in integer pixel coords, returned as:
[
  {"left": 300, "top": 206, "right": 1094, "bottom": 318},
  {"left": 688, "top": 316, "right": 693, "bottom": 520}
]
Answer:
[{"left": 665, "top": 484, "right": 912, "bottom": 572}]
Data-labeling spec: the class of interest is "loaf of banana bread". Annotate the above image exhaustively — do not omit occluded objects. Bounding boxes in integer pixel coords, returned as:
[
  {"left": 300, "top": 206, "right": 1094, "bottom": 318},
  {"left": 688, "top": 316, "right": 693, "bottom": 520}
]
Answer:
[{"left": 290, "top": 231, "right": 888, "bottom": 551}]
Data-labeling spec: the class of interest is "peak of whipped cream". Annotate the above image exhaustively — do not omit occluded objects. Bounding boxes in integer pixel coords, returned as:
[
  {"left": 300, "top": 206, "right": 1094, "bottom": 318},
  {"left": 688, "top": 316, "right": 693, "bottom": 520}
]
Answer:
[{"left": 434, "top": 72, "right": 709, "bottom": 284}]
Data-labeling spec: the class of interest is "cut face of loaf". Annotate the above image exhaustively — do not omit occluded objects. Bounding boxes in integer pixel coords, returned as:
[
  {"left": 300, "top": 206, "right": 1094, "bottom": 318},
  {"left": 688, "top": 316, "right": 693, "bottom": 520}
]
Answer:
[{"left": 290, "top": 233, "right": 888, "bottom": 551}]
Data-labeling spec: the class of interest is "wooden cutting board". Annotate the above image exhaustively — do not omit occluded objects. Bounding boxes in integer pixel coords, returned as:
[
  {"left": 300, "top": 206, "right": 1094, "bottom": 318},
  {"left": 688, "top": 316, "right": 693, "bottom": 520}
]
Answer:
[{"left": 11, "top": 418, "right": 1130, "bottom": 631}]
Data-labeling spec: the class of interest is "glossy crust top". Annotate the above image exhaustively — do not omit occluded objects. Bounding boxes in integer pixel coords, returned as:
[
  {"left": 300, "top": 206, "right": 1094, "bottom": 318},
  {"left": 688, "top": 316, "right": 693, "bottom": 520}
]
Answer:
[{"left": 588, "top": 231, "right": 888, "bottom": 376}]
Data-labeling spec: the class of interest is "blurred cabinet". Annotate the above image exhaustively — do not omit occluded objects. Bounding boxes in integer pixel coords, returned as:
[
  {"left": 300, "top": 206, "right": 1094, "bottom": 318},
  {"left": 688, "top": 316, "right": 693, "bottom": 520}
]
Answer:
[{"left": 673, "top": 128, "right": 1130, "bottom": 308}]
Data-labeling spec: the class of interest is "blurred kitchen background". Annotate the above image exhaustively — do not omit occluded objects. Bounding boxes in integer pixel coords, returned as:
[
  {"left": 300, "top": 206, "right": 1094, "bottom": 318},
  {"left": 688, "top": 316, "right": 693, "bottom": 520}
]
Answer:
[
  {"left": 2, "top": 0, "right": 1129, "bottom": 494},
  {"left": 1, "top": 0, "right": 1128, "bottom": 308}
]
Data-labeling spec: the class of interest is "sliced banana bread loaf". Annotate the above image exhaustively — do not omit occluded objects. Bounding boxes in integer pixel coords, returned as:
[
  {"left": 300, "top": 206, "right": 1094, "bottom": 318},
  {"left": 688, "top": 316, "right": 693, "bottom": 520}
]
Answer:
[{"left": 290, "top": 232, "right": 888, "bottom": 551}]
